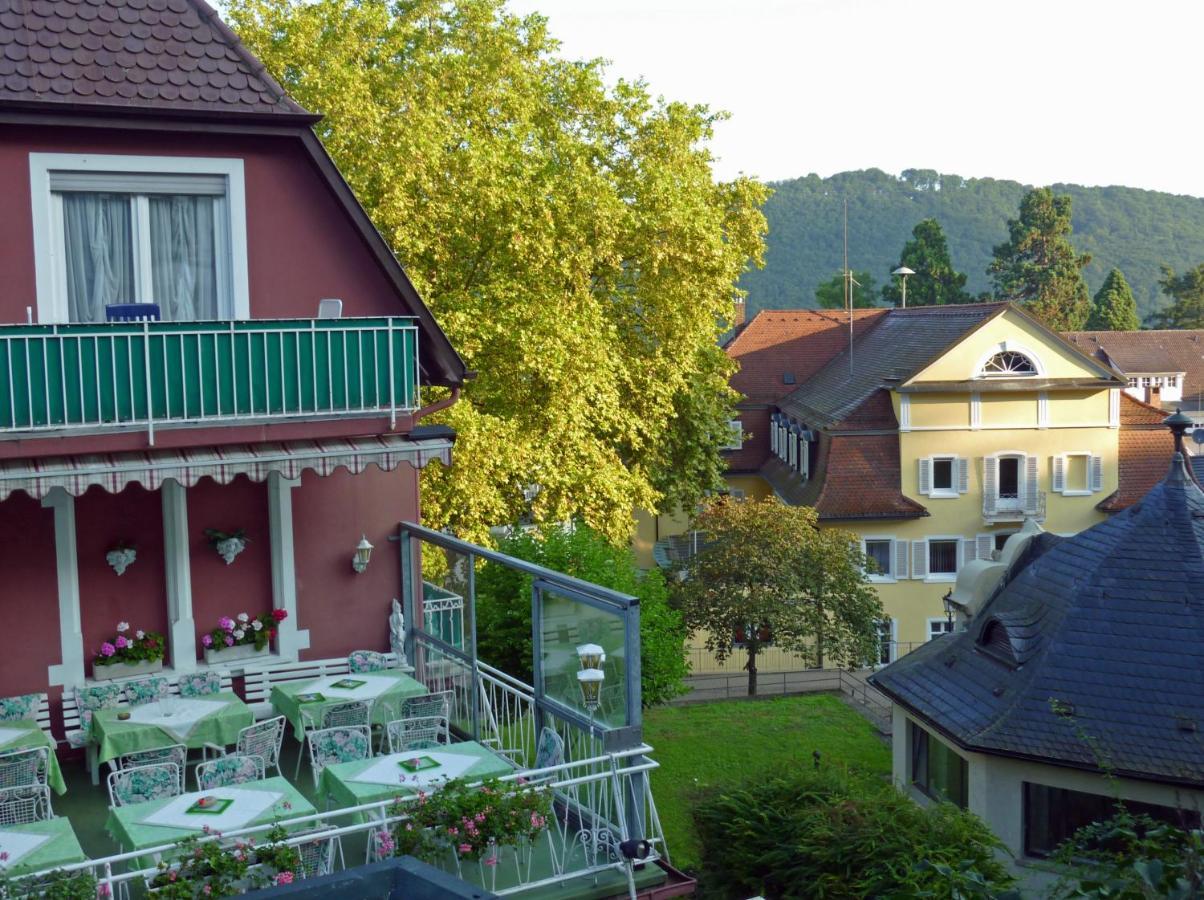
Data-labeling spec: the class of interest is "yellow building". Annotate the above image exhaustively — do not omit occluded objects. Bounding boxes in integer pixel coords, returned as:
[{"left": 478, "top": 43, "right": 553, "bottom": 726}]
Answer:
[{"left": 643, "top": 303, "right": 1171, "bottom": 673}]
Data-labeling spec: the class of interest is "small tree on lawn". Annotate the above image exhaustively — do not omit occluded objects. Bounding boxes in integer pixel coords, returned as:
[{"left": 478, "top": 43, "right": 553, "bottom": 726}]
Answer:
[{"left": 673, "top": 497, "right": 883, "bottom": 696}]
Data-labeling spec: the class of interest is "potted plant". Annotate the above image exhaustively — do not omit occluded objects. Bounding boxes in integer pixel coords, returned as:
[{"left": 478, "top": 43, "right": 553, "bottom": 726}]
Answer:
[
  {"left": 92, "top": 622, "right": 166, "bottom": 681},
  {"left": 202, "top": 609, "right": 287, "bottom": 664},
  {"left": 147, "top": 823, "right": 302, "bottom": 896}
]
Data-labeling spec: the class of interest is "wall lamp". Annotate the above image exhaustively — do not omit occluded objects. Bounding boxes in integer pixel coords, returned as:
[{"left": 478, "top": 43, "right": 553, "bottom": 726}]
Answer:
[{"left": 352, "top": 535, "right": 374, "bottom": 574}]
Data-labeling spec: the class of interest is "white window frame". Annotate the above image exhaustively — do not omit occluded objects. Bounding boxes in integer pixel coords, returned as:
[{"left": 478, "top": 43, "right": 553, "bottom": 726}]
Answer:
[
  {"left": 29, "top": 153, "right": 250, "bottom": 324},
  {"left": 723, "top": 419, "right": 743, "bottom": 451},
  {"left": 929, "top": 455, "right": 958, "bottom": 498},
  {"left": 927, "top": 617, "right": 955, "bottom": 641},
  {"left": 918, "top": 455, "right": 967, "bottom": 499},
  {"left": 974, "top": 342, "right": 1045, "bottom": 379},
  {"left": 924, "top": 535, "right": 962, "bottom": 583},
  {"left": 876, "top": 618, "right": 898, "bottom": 667},
  {"left": 862, "top": 536, "right": 897, "bottom": 583},
  {"left": 987, "top": 451, "right": 1027, "bottom": 511},
  {"left": 1053, "top": 451, "right": 1102, "bottom": 496}
]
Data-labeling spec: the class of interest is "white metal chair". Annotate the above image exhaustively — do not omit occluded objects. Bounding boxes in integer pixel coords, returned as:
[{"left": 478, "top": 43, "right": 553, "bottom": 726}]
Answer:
[
  {"left": 195, "top": 753, "right": 266, "bottom": 791},
  {"left": 115, "top": 744, "right": 187, "bottom": 794},
  {"left": 291, "top": 828, "right": 341, "bottom": 878},
  {"left": 107, "top": 762, "right": 183, "bottom": 808},
  {"left": 296, "top": 701, "right": 370, "bottom": 779},
  {"left": 0, "top": 784, "right": 52, "bottom": 825},
  {"left": 347, "top": 650, "right": 387, "bottom": 673},
  {"left": 386, "top": 715, "right": 448, "bottom": 754},
  {"left": 0, "top": 747, "right": 48, "bottom": 789},
  {"left": 205, "top": 715, "right": 286, "bottom": 779},
  {"left": 400, "top": 691, "right": 453, "bottom": 720},
  {"left": 305, "top": 725, "right": 371, "bottom": 791}
]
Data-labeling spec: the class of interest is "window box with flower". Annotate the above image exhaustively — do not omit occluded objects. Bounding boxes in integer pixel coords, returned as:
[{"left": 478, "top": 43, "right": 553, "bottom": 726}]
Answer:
[
  {"left": 202, "top": 610, "right": 288, "bottom": 665},
  {"left": 92, "top": 622, "right": 166, "bottom": 681}
]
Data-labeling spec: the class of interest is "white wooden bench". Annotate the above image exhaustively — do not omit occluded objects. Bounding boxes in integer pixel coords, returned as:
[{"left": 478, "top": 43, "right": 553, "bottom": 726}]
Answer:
[{"left": 242, "top": 653, "right": 409, "bottom": 719}]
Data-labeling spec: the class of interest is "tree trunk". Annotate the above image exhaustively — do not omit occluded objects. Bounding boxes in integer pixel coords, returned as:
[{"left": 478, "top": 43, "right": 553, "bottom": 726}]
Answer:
[
  {"left": 816, "top": 599, "right": 825, "bottom": 669},
  {"left": 746, "top": 643, "right": 758, "bottom": 696}
]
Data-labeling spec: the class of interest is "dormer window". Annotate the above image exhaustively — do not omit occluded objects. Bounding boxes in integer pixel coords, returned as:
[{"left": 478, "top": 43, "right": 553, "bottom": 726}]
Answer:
[
  {"left": 30, "top": 154, "right": 250, "bottom": 324},
  {"left": 980, "top": 351, "right": 1037, "bottom": 377},
  {"left": 979, "top": 618, "right": 1017, "bottom": 667}
]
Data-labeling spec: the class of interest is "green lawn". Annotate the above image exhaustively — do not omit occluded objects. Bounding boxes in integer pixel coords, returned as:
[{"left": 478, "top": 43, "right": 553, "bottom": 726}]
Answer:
[{"left": 643, "top": 693, "right": 891, "bottom": 873}]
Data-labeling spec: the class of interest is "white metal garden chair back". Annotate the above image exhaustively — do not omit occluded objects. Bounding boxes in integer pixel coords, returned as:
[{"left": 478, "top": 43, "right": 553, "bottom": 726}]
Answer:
[
  {"left": 295, "top": 701, "right": 370, "bottom": 779},
  {"left": 0, "top": 746, "right": 48, "bottom": 789},
  {"left": 107, "top": 762, "right": 183, "bottom": 808},
  {"left": 306, "top": 725, "right": 371, "bottom": 790},
  {"left": 386, "top": 715, "right": 448, "bottom": 754},
  {"left": 238, "top": 716, "right": 286, "bottom": 778},
  {"left": 291, "top": 828, "right": 340, "bottom": 878},
  {"left": 0, "top": 784, "right": 52, "bottom": 825},
  {"left": 195, "top": 753, "right": 266, "bottom": 791},
  {"left": 116, "top": 743, "right": 187, "bottom": 793},
  {"left": 400, "top": 691, "right": 453, "bottom": 721}
]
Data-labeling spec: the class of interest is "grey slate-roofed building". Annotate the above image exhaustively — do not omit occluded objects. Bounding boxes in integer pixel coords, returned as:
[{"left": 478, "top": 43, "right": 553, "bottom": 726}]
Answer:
[{"left": 869, "top": 413, "right": 1204, "bottom": 877}]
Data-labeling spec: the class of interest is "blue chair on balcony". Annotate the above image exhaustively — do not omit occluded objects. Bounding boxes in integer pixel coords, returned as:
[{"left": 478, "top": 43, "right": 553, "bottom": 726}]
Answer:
[{"left": 105, "top": 303, "right": 161, "bottom": 323}]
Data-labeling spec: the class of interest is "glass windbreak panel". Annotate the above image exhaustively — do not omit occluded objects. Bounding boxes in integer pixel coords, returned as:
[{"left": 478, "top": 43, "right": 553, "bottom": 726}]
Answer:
[
  {"left": 419, "top": 545, "right": 474, "bottom": 654},
  {"left": 412, "top": 637, "right": 473, "bottom": 736},
  {"left": 61, "top": 192, "right": 136, "bottom": 322},
  {"left": 149, "top": 195, "right": 220, "bottom": 321},
  {"left": 539, "top": 588, "right": 628, "bottom": 729}
]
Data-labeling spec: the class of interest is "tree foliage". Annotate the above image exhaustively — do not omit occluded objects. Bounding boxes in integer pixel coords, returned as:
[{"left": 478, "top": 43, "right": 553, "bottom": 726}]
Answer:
[
  {"left": 1086, "top": 268, "right": 1141, "bottom": 331},
  {"left": 473, "top": 522, "right": 689, "bottom": 707},
  {"left": 228, "top": 0, "right": 769, "bottom": 543},
  {"left": 691, "top": 767, "right": 1016, "bottom": 900},
  {"left": 672, "top": 498, "right": 883, "bottom": 695},
  {"left": 881, "top": 217, "right": 971, "bottom": 307},
  {"left": 815, "top": 270, "right": 879, "bottom": 309},
  {"left": 1150, "top": 264, "right": 1204, "bottom": 329},
  {"left": 989, "top": 188, "right": 1093, "bottom": 330},
  {"left": 739, "top": 168, "right": 1204, "bottom": 324}
]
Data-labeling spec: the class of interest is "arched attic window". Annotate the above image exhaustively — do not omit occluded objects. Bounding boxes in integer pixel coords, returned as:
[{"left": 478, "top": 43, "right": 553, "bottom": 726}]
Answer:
[{"left": 980, "top": 351, "right": 1038, "bottom": 377}]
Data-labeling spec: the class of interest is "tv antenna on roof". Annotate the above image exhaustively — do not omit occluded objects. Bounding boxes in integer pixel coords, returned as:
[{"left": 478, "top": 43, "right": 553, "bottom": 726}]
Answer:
[{"left": 842, "top": 198, "right": 859, "bottom": 377}]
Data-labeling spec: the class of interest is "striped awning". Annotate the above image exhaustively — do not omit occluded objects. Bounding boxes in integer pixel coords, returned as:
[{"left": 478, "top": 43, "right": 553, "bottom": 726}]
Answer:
[{"left": 0, "top": 434, "right": 452, "bottom": 502}]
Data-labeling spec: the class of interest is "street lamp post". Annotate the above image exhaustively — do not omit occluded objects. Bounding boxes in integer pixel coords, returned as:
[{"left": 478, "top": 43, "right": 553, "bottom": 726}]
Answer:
[{"left": 891, "top": 266, "right": 915, "bottom": 308}]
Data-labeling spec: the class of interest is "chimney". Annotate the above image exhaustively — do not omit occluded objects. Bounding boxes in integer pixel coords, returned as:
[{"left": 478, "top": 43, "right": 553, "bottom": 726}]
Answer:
[{"left": 732, "top": 298, "right": 746, "bottom": 329}]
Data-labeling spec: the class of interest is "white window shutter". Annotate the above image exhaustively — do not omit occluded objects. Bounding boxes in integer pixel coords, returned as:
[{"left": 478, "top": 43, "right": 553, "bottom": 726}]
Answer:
[
  {"left": 1024, "top": 455, "right": 1039, "bottom": 512},
  {"left": 961, "top": 538, "right": 977, "bottom": 566},
  {"left": 893, "top": 539, "right": 909, "bottom": 579},
  {"left": 1052, "top": 455, "right": 1065, "bottom": 493},
  {"left": 918, "top": 458, "right": 932, "bottom": 496},
  {"left": 957, "top": 457, "right": 969, "bottom": 493},
  {"left": 976, "top": 534, "right": 995, "bottom": 560},
  {"left": 912, "top": 540, "right": 928, "bottom": 580},
  {"left": 801, "top": 440, "right": 810, "bottom": 480},
  {"left": 984, "top": 456, "right": 998, "bottom": 511},
  {"left": 1090, "top": 455, "right": 1103, "bottom": 492}
]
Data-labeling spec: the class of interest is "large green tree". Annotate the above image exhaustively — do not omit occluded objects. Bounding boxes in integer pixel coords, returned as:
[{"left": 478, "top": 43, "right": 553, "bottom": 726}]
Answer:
[
  {"left": 1149, "top": 264, "right": 1204, "bottom": 329},
  {"left": 989, "top": 188, "right": 1093, "bottom": 330},
  {"left": 1085, "top": 268, "right": 1141, "bottom": 331},
  {"left": 672, "top": 498, "right": 883, "bottom": 696},
  {"left": 880, "top": 218, "right": 970, "bottom": 307},
  {"left": 228, "top": 0, "right": 769, "bottom": 544},
  {"left": 815, "top": 271, "right": 879, "bottom": 309}
]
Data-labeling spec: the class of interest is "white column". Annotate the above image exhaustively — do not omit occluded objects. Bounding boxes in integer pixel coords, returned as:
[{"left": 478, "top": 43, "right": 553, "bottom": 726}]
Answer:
[
  {"left": 268, "top": 472, "right": 308, "bottom": 659},
  {"left": 42, "top": 489, "right": 85, "bottom": 688},
  {"left": 162, "top": 479, "right": 197, "bottom": 673}
]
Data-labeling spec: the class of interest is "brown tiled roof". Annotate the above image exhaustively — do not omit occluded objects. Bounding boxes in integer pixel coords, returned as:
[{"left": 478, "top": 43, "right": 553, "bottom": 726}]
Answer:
[
  {"left": 1097, "top": 394, "right": 1176, "bottom": 512},
  {"left": 1065, "top": 330, "right": 1204, "bottom": 397},
  {"left": 0, "top": 0, "right": 311, "bottom": 118},
  {"left": 727, "top": 309, "right": 887, "bottom": 405},
  {"left": 759, "top": 432, "right": 927, "bottom": 521}
]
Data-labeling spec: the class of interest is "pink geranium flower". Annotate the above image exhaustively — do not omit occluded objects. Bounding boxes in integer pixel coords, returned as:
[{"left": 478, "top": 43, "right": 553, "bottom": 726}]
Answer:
[
  {"left": 114, "top": 635, "right": 128, "bottom": 649},
  {"left": 224, "top": 636, "right": 235, "bottom": 647},
  {"left": 275, "top": 872, "right": 294, "bottom": 885},
  {"left": 100, "top": 642, "right": 116, "bottom": 657},
  {"left": 201, "top": 634, "right": 213, "bottom": 647}
]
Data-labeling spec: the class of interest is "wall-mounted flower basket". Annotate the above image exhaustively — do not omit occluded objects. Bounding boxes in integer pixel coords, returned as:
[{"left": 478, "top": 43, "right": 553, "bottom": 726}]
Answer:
[
  {"left": 200, "top": 610, "right": 287, "bottom": 664},
  {"left": 105, "top": 545, "right": 137, "bottom": 577},
  {"left": 203, "top": 643, "right": 271, "bottom": 665},
  {"left": 92, "top": 622, "right": 165, "bottom": 680},
  {"left": 93, "top": 659, "right": 163, "bottom": 682},
  {"left": 204, "top": 529, "right": 249, "bottom": 566}
]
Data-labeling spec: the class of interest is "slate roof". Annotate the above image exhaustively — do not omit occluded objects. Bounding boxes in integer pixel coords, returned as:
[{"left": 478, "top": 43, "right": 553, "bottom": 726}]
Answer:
[
  {"left": 871, "top": 451, "right": 1204, "bottom": 787},
  {"left": 0, "top": 0, "right": 311, "bottom": 118},
  {"left": 778, "top": 303, "right": 1009, "bottom": 428}
]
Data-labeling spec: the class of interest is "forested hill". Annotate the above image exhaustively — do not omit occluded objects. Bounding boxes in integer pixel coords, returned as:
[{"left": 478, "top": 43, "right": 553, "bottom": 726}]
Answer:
[{"left": 739, "top": 168, "right": 1204, "bottom": 321}]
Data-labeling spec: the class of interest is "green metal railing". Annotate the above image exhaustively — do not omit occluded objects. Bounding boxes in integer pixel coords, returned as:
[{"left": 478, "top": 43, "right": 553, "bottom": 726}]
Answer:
[{"left": 0, "top": 317, "right": 420, "bottom": 443}]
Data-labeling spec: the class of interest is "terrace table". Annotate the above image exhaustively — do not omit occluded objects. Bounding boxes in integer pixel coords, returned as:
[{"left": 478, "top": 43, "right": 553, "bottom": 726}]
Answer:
[
  {"left": 90, "top": 693, "right": 253, "bottom": 765},
  {"left": 105, "top": 775, "right": 315, "bottom": 867},
  {"left": 0, "top": 720, "right": 67, "bottom": 795},
  {"left": 270, "top": 671, "right": 426, "bottom": 740},
  {"left": 0, "top": 817, "right": 87, "bottom": 877},
  {"left": 320, "top": 741, "right": 514, "bottom": 822}
]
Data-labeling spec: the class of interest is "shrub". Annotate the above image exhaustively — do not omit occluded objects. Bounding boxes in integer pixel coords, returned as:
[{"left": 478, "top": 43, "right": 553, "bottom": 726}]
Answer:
[{"left": 691, "top": 767, "right": 1015, "bottom": 899}]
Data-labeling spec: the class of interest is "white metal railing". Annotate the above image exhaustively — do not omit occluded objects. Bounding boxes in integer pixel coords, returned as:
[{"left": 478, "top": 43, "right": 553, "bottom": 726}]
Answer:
[
  {"left": 983, "top": 488, "right": 1046, "bottom": 521},
  {"left": 11, "top": 746, "right": 667, "bottom": 898},
  {"left": 0, "top": 317, "right": 419, "bottom": 443}
]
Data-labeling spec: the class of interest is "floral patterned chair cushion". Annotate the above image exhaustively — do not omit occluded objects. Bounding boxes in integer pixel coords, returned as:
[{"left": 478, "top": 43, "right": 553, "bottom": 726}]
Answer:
[
  {"left": 196, "top": 753, "right": 265, "bottom": 790},
  {"left": 124, "top": 676, "right": 170, "bottom": 707},
  {"left": 306, "top": 726, "right": 370, "bottom": 787},
  {"left": 178, "top": 671, "right": 222, "bottom": 698},
  {"left": 0, "top": 693, "right": 41, "bottom": 723},
  {"left": 348, "top": 651, "right": 386, "bottom": 674},
  {"left": 69, "top": 683, "right": 124, "bottom": 746},
  {"left": 533, "top": 727, "right": 565, "bottom": 772},
  {"left": 107, "top": 762, "right": 182, "bottom": 807}
]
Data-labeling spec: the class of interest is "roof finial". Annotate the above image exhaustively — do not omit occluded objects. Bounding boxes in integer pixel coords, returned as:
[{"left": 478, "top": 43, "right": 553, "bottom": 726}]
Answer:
[{"left": 1164, "top": 408, "right": 1193, "bottom": 456}]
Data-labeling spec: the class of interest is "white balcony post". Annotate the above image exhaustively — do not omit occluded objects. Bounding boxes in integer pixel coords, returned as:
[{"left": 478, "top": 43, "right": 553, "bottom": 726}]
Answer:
[
  {"left": 42, "top": 488, "right": 85, "bottom": 688},
  {"left": 162, "top": 479, "right": 196, "bottom": 672},
  {"left": 268, "top": 472, "right": 308, "bottom": 659}
]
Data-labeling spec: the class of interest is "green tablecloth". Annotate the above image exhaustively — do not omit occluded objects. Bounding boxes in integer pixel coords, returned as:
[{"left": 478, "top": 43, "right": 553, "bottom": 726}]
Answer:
[
  {"left": 320, "top": 740, "right": 514, "bottom": 821},
  {"left": 105, "top": 775, "right": 315, "bottom": 866},
  {"left": 0, "top": 817, "right": 87, "bottom": 877},
  {"left": 0, "top": 720, "right": 66, "bottom": 795},
  {"left": 271, "top": 671, "right": 426, "bottom": 740},
  {"left": 91, "top": 693, "right": 253, "bottom": 764}
]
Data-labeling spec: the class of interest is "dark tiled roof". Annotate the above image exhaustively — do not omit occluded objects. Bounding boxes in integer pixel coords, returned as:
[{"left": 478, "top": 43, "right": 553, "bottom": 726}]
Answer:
[
  {"left": 0, "top": 0, "right": 310, "bottom": 118},
  {"left": 1098, "top": 395, "right": 1177, "bottom": 512},
  {"left": 872, "top": 455, "right": 1204, "bottom": 787},
  {"left": 1065, "top": 330, "right": 1204, "bottom": 385},
  {"left": 727, "top": 309, "right": 887, "bottom": 405},
  {"left": 779, "top": 303, "right": 1009, "bottom": 428}
]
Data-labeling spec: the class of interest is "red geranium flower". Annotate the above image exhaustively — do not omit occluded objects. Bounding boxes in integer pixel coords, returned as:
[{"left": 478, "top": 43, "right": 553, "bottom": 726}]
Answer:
[{"left": 271, "top": 609, "right": 288, "bottom": 622}]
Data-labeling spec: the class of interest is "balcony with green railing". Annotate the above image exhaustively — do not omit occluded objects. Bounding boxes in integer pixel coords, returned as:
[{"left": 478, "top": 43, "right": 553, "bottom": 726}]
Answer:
[{"left": 0, "top": 317, "right": 420, "bottom": 443}]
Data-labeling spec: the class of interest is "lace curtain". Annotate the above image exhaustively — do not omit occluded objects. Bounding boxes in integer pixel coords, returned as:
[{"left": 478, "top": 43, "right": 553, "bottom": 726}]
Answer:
[{"left": 62, "top": 193, "right": 135, "bottom": 323}]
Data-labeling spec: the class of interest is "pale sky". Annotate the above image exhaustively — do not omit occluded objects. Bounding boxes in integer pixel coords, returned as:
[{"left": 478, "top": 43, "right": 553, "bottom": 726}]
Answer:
[{"left": 506, "top": 0, "right": 1204, "bottom": 197}]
